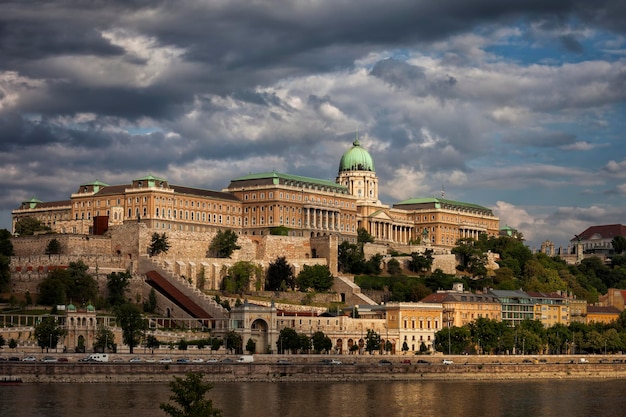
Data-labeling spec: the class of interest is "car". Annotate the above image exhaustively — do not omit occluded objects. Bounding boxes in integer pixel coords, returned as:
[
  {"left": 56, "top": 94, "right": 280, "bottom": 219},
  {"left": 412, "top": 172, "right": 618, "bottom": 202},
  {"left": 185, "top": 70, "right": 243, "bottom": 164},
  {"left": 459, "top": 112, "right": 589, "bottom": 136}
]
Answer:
[
  {"left": 442, "top": 359, "right": 454, "bottom": 365},
  {"left": 41, "top": 356, "right": 57, "bottom": 362},
  {"left": 191, "top": 358, "right": 204, "bottom": 363},
  {"left": 145, "top": 358, "right": 157, "bottom": 363},
  {"left": 176, "top": 358, "right": 190, "bottom": 364},
  {"left": 159, "top": 357, "right": 173, "bottom": 364},
  {"left": 320, "top": 359, "right": 331, "bottom": 365},
  {"left": 22, "top": 356, "right": 37, "bottom": 362},
  {"left": 416, "top": 359, "right": 430, "bottom": 365},
  {"left": 330, "top": 359, "right": 342, "bottom": 365},
  {"left": 57, "top": 357, "right": 69, "bottom": 362},
  {"left": 400, "top": 359, "right": 412, "bottom": 365},
  {"left": 277, "top": 359, "right": 291, "bottom": 365},
  {"left": 129, "top": 357, "right": 143, "bottom": 363},
  {"left": 111, "top": 357, "right": 125, "bottom": 363},
  {"left": 0, "top": 357, "right": 7, "bottom": 362},
  {"left": 378, "top": 359, "right": 392, "bottom": 366},
  {"left": 78, "top": 356, "right": 93, "bottom": 362},
  {"left": 8, "top": 357, "right": 20, "bottom": 362},
  {"left": 221, "top": 358, "right": 234, "bottom": 363},
  {"left": 206, "top": 358, "right": 219, "bottom": 363}
]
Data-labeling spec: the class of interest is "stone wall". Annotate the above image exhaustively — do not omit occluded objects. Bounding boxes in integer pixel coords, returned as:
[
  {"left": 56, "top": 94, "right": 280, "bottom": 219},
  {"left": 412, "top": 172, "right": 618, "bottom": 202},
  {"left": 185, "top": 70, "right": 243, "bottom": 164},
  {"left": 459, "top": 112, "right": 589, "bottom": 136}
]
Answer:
[{"left": 11, "top": 234, "right": 112, "bottom": 257}]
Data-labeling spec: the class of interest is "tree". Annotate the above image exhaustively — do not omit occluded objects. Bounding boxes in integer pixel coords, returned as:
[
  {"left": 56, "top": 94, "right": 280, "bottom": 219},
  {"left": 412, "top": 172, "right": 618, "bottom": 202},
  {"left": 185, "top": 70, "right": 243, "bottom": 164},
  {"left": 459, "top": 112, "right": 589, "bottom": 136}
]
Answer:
[
  {"left": 277, "top": 328, "right": 300, "bottom": 354},
  {"left": 107, "top": 271, "right": 131, "bottom": 307},
  {"left": 222, "top": 261, "right": 261, "bottom": 294},
  {"left": 45, "top": 238, "right": 62, "bottom": 255},
  {"left": 0, "top": 335, "right": 5, "bottom": 347},
  {"left": 149, "top": 232, "right": 170, "bottom": 257},
  {"left": 224, "top": 331, "right": 242, "bottom": 354},
  {"left": 38, "top": 260, "right": 99, "bottom": 306},
  {"left": 296, "top": 264, "right": 334, "bottom": 292},
  {"left": 357, "top": 227, "right": 375, "bottom": 244},
  {"left": 144, "top": 287, "right": 158, "bottom": 313},
  {"left": 612, "top": 236, "right": 626, "bottom": 255},
  {"left": 160, "top": 373, "right": 222, "bottom": 417},
  {"left": 115, "top": 303, "right": 146, "bottom": 354},
  {"left": 338, "top": 241, "right": 365, "bottom": 273},
  {"left": 94, "top": 324, "right": 115, "bottom": 352},
  {"left": 434, "top": 326, "right": 471, "bottom": 354},
  {"left": 208, "top": 230, "right": 241, "bottom": 258},
  {"left": 0, "top": 229, "right": 14, "bottom": 256},
  {"left": 34, "top": 317, "right": 66, "bottom": 353},
  {"left": 14, "top": 217, "right": 51, "bottom": 236},
  {"left": 408, "top": 249, "right": 434, "bottom": 274},
  {"left": 245, "top": 338, "right": 256, "bottom": 354},
  {"left": 452, "top": 238, "right": 488, "bottom": 278},
  {"left": 146, "top": 334, "right": 160, "bottom": 354},
  {"left": 311, "top": 331, "right": 332, "bottom": 353},
  {"left": 9, "top": 338, "right": 17, "bottom": 350},
  {"left": 386, "top": 258, "right": 402, "bottom": 275},
  {"left": 365, "top": 329, "right": 381, "bottom": 354},
  {"left": 266, "top": 256, "right": 295, "bottom": 291},
  {"left": 0, "top": 254, "right": 10, "bottom": 293},
  {"left": 402, "top": 341, "right": 409, "bottom": 353}
]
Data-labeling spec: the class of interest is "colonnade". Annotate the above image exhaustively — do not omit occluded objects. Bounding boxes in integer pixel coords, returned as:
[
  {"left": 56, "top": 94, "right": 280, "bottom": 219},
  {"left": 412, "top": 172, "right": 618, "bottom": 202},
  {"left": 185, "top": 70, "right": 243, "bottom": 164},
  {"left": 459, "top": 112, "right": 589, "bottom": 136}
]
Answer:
[
  {"left": 365, "top": 220, "right": 413, "bottom": 244},
  {"left": 303, "top": 206, "right": 343, "bottom": 231}
]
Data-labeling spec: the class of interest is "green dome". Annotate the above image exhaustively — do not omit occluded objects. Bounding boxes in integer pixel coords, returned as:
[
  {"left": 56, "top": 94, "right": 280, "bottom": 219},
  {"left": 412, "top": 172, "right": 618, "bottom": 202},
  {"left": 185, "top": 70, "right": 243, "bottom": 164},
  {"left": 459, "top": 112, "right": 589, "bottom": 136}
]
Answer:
[
  {"left": 86, "top": 304, "right": 95, "bottom": 312},
  {"left": 67, "top": 303, "right": 77, "bottom": 312},
  {"left": 338, "top": 140, "right": 375, "bottom": 172}
]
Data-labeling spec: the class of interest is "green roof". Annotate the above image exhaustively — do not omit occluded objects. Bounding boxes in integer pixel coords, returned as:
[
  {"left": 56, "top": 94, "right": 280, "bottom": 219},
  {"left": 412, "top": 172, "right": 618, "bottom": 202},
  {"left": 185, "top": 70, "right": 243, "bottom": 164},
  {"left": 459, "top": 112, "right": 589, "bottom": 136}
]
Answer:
[
  {"left": 338, "top": 140, "right": 375, "bottom": 172},
  {"left": 135, "top": 173, "right": 168, "bottom": 188},
  {"left": 231, "top": 171, "right": 347, "bottom": 191},
  {"left": 394, "top": 197, "right": 493, "bottom": 213}
]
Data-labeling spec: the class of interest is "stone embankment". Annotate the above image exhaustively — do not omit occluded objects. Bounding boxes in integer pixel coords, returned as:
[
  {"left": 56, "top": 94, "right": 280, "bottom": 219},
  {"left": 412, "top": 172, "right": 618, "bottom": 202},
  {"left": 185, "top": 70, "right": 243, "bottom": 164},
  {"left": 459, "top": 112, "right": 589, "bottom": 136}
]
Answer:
[{"left": 3, "top": 358, "right": 626, "bottom": 383}]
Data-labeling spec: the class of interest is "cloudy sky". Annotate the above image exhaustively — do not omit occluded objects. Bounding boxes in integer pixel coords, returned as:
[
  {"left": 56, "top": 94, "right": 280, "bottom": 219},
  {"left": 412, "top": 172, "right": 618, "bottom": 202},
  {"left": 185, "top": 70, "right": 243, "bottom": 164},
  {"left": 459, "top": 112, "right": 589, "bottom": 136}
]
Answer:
[{"left": 1, "top": 0, "right": 625, "bottom": 250}]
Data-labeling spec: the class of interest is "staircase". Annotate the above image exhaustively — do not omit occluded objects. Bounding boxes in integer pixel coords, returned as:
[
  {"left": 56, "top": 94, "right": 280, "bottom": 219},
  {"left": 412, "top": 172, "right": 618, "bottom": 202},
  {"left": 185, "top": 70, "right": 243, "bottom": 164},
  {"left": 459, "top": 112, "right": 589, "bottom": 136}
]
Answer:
[{"left": 138, "top": 256, "right": 228, "bottom": 319}]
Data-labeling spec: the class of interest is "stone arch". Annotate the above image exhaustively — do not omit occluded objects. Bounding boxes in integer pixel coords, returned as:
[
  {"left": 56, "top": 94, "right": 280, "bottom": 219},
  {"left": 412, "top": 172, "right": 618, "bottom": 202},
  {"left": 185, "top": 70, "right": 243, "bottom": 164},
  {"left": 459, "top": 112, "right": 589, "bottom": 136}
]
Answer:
[
  {"left": 250, "top": 318, "right": 269, "bottom": 354},
  {"left": 335, "top": 338, "right": 343, "bottom": 354}
]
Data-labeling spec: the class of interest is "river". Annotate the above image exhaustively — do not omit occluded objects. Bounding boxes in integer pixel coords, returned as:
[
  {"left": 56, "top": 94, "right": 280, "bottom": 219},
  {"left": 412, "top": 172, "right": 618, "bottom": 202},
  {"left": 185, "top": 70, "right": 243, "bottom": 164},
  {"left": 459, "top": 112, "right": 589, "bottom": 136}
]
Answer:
[{"left": 1, "top": 379, "right": 625, "bottom": 417}]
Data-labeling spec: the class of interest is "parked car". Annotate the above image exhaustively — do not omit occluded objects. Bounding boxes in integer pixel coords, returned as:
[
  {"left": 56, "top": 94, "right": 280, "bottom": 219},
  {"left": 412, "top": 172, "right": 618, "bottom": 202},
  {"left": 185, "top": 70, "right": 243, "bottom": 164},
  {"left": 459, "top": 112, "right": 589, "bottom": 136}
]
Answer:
[
  {"left": 400, "top": 359, "right": 412, "bottom": 365},
  {"left": 159, "top": 357, "right": 173, "bottom": 364},
  {"left": 129, "top": 357, "right": 143, "bottom": 363},
  {"left": 191, "top": 358, "right": 204, "bottom": 363},
  {"left": 57, "top": 357, "right": 70, "bottom": 362},
  {"left": 176, "top": 358, "right": 190, "bottom": 364},
  {"left": 378, "top": 359, "right": 392, "bottom": 366},
  {"left": 78, "top": 356, "right": 92, "bottom": 362},
  {"left": 221, "top": 358, "right": 234, "bottom": 363},
  {"left": 41, "top": 356, "right": 57, "bottom": 362},
  {"left": 416, "top": 359, "right": 430, "bottom": 365},
  {"left": 206, "top": 358, "right": 219, "bottom": 363},
  {"left": 330, "top": 359, "right": 342, "bottom": 365},
  {"left": 442, "top": 359, "right": 454, "bottom": 365},
  {"left": 22, "top": 356, "right": 37, "bottom": 362},
  {"left": 277, "top": 359, "right": 291, "bottom": 365}
]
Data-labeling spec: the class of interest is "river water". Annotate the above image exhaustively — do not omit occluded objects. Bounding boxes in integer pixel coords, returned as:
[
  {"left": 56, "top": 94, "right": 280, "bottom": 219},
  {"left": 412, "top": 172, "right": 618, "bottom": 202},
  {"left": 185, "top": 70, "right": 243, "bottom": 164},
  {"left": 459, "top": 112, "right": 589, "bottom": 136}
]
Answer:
[{"left": 1, "top": 379, "right": 625, "bottom": 417}]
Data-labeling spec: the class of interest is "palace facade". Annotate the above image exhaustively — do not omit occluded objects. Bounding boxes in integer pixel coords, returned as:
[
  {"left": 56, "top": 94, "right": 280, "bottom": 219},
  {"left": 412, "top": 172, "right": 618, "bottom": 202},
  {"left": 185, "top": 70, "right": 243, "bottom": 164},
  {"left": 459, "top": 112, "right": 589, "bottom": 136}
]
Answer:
[{"left": 12, "top": 140, "right": 499, "bottom": 248}]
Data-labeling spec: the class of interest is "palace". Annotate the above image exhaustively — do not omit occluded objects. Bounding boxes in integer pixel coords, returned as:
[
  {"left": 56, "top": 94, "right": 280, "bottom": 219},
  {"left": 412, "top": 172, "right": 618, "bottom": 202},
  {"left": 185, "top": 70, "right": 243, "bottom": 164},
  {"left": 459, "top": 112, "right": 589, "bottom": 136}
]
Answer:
[{"left": 12, "top": 140, "right": 499, "bottom": 248}]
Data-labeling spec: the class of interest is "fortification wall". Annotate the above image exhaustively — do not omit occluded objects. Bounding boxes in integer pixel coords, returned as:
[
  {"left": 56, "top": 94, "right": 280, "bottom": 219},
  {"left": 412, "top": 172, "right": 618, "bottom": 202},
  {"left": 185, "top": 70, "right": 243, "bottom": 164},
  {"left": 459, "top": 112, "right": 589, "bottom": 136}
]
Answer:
[{"left": 11, "top": 234, "right": 112, "bottom": 257}]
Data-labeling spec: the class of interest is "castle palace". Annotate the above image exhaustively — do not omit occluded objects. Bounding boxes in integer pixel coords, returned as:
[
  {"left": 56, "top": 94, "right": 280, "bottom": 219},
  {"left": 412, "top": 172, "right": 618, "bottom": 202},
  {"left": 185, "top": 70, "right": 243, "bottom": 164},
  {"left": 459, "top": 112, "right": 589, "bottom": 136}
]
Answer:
[{"left": 12, "top": 140, "right": 499, "bottom": 247}]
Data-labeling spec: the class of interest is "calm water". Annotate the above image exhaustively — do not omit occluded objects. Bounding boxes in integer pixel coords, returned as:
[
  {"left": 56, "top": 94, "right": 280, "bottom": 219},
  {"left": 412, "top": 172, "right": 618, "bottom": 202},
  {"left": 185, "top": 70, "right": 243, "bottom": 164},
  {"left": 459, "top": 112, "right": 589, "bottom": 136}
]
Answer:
[{"left": 1, "top": 379, "right": 625, "bottom": 417}]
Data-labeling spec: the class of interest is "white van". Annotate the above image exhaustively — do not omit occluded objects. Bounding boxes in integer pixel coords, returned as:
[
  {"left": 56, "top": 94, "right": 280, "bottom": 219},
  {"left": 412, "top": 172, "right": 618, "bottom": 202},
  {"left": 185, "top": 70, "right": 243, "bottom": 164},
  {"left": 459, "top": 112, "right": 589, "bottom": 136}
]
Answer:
[
  {"left": 237, "top": 355, "right": 254, "bottom": 363},
  {"left": 87, "top": 353, "right": 109, "bottom": 362}
]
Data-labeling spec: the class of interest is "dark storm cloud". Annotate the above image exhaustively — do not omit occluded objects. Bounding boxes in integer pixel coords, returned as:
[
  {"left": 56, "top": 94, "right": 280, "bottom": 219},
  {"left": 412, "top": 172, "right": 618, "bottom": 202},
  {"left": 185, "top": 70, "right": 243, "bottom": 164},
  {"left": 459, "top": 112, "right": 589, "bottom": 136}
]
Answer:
[{"left": 559, "top": 34, "right": 584, "bottom": 53}]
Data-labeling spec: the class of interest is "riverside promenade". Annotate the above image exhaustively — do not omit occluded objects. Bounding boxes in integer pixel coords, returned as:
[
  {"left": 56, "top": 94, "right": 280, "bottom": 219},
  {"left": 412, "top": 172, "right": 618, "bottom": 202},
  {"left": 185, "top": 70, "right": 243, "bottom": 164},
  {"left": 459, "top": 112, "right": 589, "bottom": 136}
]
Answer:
[{"left": 3, "top": 355, "right": 626, "bottom": 383}]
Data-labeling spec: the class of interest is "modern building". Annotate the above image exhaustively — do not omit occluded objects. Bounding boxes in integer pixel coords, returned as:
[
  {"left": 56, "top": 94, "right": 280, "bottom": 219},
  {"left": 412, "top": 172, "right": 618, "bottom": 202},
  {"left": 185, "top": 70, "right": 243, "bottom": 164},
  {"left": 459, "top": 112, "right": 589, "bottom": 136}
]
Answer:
[
  {"left": 526, "top": 291, "right": 570, "bottom": 327},
  {"left": 488, "top": 289, "right": 536, "bottom": 326},
  {"left": 12, "top": 139, "right": 500, "bottom": 249}
]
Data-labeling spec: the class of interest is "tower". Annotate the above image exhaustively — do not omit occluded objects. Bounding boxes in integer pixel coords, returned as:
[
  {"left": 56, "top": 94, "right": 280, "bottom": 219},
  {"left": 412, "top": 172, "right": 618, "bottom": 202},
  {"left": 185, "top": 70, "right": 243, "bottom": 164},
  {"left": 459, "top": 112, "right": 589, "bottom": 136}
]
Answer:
[{"left": 336, "top": 139, "right": 379, "bottom": 203}]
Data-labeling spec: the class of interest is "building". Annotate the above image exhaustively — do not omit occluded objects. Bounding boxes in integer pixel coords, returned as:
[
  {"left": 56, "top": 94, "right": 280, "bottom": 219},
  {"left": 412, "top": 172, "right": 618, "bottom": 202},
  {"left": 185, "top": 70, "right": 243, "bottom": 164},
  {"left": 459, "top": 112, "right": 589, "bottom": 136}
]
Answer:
[
  {"left": 488, "top": 289, "right": 535, "bottom": 326},
  {"left": 526, "top": 291, "right": 570, "bottom": 327},
  {"left": 570, "top": 224, "right": 626, "bottom": 255},
  {"left": 586, "top": 306, "right": 621, "bottom": 325},
  {"left": 12, "top": 139, "right": 499, "bottom": 249},
  {"left": 420, "top": 283, "right": 501, "bottom": 328}
]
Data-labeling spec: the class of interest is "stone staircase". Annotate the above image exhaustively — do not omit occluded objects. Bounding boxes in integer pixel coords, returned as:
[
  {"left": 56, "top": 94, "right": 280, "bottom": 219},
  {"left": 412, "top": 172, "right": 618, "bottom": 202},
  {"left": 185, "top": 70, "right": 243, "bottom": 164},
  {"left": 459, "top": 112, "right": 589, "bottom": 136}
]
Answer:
[{"left": 138, "top": 256, "right": 228, "bottom": 319}]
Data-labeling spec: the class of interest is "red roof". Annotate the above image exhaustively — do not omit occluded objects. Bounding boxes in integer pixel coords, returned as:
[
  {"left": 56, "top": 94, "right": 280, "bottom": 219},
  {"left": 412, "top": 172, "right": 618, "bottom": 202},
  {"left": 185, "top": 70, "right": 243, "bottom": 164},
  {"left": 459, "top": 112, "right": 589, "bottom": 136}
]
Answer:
[
  {"left": 587, "top": 305, "right": 621, "bottom": 314},
  {"left": 572, "top": 224, "right": 626, "bottom": 242}
]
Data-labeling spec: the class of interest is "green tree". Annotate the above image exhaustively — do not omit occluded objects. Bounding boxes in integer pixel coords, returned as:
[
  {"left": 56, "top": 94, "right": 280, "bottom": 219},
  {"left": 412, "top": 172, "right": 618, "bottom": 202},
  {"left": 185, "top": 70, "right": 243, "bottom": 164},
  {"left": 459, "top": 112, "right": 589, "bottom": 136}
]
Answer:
[
  {"left": 408, "top": 249, "right": 434, "bottom": 274},
  {"left": 146, "top": 334, "right": 160, "bottom": 354},
  {"left": 107, "top": 271, "right": 131, "bottom": 307},
  {"left": 0, "top": 229, "right": 14, "bottom": 256},
  {"left": 208, "top": 230, "right": 241, "bottom": 258},
  {"left": 14, "top": 217, "right": 51, "bottom": 236},
  {"left": 245, "top": 338, "right": 256, "bottom": 354},
  {"left": 269, "top": 226, "right": 290, "bottom": 236},
  {"left": 45, "top": 238, "right": 62, "bottom": 255},
  {"left": 224, "top": 331, "right": 242, "bottom": 354},
  {"left": 365, "top": 329, "right": 381, "bottom": 354},
  {"left": 222, "top": 261, "right": 261, "bottom": 294},
  {"left": 296, "top": 264, "right": 334, "bottom": 292},
  {"left": 160, "top": 373, "right": 222, "bottom": 417},
  {"left": 0, "top": 335, "right": 5, "bottom": 347},
  {"left": 612, "top": 236, "right": 626, "bottom": 255},
  {"left": 311, "top": 331, "right": 332, "bottom": 353},
  {"left": 266, "top": 256, "right": 295, "bottom": 291},
  {"left": 115, "top": 303, "right": 146, "bottom": 354},
  {"left": 386, "top": 258, "right": 402, "bottom": 275},
  {"left": 148, "top": 232, "right": 170, "bottom": 257},
  {"left": 0, "top": 254, "right": 10, "bottom": 293},
  {"left": 338, "top": 241, "right": 365, "bottom": 273},
  {"left": 93, "top": 324, "right": 115, "bottom": 352},
  {"left": 9, "top": 338, "right": 17, "bottom": 350},
  {"left": 34, "top": 316, "right": 66, "bottom": 353},
  {"left": 357, "top": 227, "right": 375, "bottom": 244},
  {"left": 452, "top": 238, "right": 488, "bottom": 278},
  {"left": 277, "top": 328, "right": 300, "bottom": 354},
  {"left": 210, "top": 338, "right": 223, "bottom": 352},
  {"left": 401, "top": 341, "right": 409, "bottom": 353},
  {"left": 143, "top": 288, "right": 158, "bottom": 313},
  {"left": 434, "top": 326, "right": 471, "bottom": 354}
]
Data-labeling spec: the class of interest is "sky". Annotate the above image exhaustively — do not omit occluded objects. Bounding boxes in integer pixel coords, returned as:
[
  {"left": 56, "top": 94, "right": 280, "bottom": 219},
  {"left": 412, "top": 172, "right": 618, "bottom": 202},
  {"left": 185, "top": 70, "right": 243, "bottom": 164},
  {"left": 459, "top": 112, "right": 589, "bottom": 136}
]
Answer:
[{"left": 1, "top": 0, "right": 625, "bottom": 250}]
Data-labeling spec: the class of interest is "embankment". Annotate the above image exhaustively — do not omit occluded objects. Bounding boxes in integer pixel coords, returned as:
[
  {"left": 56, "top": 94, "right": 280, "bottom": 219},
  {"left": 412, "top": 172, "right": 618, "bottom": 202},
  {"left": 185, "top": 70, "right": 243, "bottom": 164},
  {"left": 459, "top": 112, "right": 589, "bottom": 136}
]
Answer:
[{"left": 3, "top": 362, "right": 626, "bottom": 383}]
